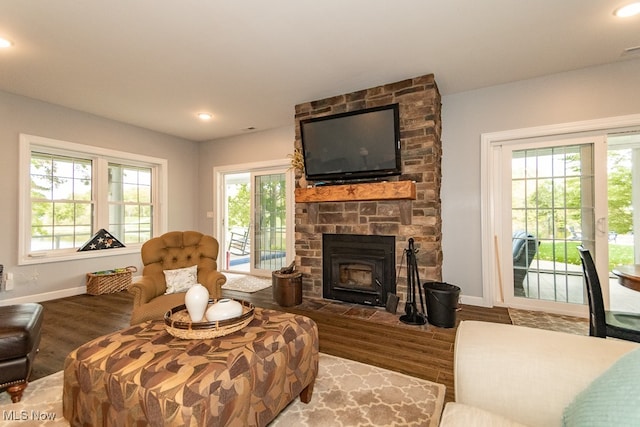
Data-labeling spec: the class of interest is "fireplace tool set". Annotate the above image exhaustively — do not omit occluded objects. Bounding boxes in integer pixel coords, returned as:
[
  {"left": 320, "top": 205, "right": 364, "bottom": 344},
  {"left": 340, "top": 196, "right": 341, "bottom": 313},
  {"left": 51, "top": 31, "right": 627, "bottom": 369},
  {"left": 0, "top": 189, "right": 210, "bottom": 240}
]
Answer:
[{"left": 399, "top": 238, "right": 427, "bottom": 325}]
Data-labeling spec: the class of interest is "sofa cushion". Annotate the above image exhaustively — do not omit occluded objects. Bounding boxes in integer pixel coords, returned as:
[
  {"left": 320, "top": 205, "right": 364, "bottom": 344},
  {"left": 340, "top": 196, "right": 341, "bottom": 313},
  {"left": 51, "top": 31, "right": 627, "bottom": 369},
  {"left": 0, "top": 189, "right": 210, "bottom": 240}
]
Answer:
[
  {"left": 440, "top": 403, "right": 527, "bottom": 427},
  {"left": 562, "top": 347, "right": 640, "bottom": 426},
  {"left": 163, "top": 264, "right": 198, "bottom": 294},
  {"left": 454, "top": 321, "right": 638, "bottom": 427}
]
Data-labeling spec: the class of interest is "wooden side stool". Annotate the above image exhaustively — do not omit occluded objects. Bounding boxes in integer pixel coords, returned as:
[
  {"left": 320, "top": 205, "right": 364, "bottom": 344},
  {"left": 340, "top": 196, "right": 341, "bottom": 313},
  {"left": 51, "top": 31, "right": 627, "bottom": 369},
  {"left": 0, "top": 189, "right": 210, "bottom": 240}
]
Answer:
[{"left": 0, "top": 303, "right": 44, "bottom": 403}]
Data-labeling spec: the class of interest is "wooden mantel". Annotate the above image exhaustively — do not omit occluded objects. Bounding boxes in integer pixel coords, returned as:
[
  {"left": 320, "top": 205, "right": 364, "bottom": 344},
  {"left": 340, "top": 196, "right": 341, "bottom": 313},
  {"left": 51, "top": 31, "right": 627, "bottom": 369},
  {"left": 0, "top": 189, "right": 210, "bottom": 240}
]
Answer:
[{"left": 295, "top": 181, "right": 416, "bottom": 203}]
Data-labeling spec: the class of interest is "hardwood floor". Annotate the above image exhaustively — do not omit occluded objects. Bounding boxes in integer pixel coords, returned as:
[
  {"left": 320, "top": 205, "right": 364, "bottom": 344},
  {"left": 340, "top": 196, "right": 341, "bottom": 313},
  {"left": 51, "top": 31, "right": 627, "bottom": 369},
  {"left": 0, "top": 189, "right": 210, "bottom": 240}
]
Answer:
[
  {"left": 33, "top": 291, "right": 132, "bottom": 380},
  {"left": 32, "top": 287, "right": 511, "bottom": 403}
]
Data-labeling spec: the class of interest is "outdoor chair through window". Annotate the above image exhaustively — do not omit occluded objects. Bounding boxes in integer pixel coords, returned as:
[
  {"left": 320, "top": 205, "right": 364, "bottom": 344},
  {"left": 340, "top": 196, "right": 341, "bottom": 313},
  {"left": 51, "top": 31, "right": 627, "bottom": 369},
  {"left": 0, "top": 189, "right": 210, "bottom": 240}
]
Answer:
[
  {"left": 512, "top": 231, "right": 539, "bottom": 297},
  {"left": 228, "top": 228, "right": 250, "bottom": 256}
]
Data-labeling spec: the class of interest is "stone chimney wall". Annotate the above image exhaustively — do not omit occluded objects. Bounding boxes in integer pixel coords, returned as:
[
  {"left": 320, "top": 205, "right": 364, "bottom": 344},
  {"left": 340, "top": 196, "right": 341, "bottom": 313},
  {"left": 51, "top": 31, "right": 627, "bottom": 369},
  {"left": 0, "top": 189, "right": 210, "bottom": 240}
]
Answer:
[{"left": 294, "top": 74, "right": 442, "bottom": 304}]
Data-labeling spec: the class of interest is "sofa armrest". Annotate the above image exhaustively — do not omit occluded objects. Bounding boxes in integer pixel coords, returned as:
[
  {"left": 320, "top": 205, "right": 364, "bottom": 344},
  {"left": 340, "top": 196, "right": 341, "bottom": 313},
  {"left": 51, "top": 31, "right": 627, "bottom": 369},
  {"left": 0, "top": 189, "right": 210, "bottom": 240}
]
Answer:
[{"left": 454, "top": 321, "right": 638, "bottom": 427}]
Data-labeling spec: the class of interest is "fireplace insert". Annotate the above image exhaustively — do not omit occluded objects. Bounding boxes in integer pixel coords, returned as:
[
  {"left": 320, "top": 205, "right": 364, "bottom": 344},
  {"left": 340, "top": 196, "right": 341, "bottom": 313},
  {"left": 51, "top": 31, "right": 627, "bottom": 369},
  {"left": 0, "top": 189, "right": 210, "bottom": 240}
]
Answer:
[{"left": 323, "top": 234, "right": 395, "bottom": 307}]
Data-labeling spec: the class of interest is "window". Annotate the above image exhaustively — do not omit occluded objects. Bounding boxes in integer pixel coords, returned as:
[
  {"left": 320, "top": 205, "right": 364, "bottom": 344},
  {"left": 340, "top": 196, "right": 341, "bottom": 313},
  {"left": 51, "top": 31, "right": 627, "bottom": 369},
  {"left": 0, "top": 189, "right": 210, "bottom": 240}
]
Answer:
[
  {"left": 19, "top": 134, "right": 167, "bottom": 264},
  {"left": 108, "top": 163, "right": 153, "bottom": 244},
  {"left": 30, "top": 152, "right": 94, "bottom": 251}
]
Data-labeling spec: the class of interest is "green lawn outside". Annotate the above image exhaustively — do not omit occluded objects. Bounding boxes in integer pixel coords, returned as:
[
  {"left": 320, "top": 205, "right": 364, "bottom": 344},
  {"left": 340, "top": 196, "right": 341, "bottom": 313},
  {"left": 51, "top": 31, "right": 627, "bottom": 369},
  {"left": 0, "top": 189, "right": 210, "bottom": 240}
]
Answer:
[{"left": 537, "top": 242, "right": 634, "bottom": 271}]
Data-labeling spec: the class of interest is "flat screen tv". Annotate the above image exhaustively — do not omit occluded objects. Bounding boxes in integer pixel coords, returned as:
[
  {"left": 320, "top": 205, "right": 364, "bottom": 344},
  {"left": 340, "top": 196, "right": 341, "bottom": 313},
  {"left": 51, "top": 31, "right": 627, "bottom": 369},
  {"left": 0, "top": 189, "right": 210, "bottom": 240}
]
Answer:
[{"left": 300, "top": 103, "right": 401, "bottom": 183}]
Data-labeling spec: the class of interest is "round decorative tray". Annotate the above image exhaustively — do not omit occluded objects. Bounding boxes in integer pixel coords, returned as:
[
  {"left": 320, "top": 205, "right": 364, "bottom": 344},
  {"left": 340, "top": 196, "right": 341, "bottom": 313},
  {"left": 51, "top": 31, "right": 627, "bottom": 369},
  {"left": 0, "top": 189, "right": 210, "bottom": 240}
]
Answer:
[{"left": 164, "top": 299, "right": 255, "bottom": 339}]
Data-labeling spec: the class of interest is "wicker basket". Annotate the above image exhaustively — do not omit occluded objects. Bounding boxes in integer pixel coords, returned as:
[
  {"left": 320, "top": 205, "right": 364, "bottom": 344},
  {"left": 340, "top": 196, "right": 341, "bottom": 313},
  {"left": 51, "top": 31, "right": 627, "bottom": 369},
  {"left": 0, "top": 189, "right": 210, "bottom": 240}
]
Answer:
[
  {"left": 164, "top": 299, "right": 255, "bottom": 339},
  {"left": 86, "top": 266, "right": 137, "bottom": 295}
]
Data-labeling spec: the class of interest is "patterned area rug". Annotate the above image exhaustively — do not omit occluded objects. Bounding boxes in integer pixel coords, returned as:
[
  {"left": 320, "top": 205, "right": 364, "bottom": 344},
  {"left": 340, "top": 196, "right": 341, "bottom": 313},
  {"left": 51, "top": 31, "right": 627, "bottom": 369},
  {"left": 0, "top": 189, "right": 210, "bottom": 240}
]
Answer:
[
  {"left": 0, "top": 371, "right": 62, "bottom": 425},
  {"left": 508, "top": 308, "right": 589, "bottom": 336},
  {"left": 272, "top": 353, "right": 445, "bottom": 426},
  {"left": 0, "top": 353, "right": 445, "bottom": 427},
  {"left": 221, "top": 272, "right": 272, "bottom": 293}
]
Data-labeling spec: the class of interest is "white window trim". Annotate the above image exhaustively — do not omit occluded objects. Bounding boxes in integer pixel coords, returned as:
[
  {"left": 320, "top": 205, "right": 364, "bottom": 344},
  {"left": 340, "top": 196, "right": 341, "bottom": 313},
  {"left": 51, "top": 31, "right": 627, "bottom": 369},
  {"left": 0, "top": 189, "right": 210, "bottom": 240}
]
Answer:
[
  {"left": 481, "top": 113, "right": 640, "bottom": 309},
  {"left": 18, "top": 133, "right": 168, "bottom": 265}
]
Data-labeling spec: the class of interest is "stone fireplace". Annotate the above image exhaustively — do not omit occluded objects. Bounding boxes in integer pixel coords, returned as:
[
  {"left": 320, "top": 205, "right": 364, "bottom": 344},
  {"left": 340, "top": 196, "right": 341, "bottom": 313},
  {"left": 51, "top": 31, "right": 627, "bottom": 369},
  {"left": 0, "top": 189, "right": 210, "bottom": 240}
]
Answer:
[
  {"left": 294, "top": 74, "right": 442, "bottom": 306},
  {"left": 323, "top": 234, "right": 395, "bottom": 307}
]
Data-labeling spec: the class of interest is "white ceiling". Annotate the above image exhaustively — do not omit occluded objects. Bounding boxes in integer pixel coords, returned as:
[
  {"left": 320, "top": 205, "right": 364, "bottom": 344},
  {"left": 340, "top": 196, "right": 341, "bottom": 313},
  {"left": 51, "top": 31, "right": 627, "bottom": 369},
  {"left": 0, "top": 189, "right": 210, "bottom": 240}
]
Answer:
[{"left": 1, "top": 1, "right": 639, "bottom": 142}]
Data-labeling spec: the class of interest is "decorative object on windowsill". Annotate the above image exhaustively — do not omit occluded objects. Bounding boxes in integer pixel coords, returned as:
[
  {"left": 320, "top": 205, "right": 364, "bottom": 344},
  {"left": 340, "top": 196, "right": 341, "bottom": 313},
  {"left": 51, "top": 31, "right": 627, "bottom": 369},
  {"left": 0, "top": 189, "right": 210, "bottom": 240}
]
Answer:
[
  {"left": 164, "top": 299, "right": 255, "bottom": 339},
  {"left": 77, "top": 229, "right": 125, "bottom": 251},
  {"left": 86, "top": 266, "right": 137, "bottom": 295},
  {"left": 205, "top": 298, "right": 243, "bottom": 321},
  {"left": 184, "top": 283, "right": 210, "bottom": 322}
]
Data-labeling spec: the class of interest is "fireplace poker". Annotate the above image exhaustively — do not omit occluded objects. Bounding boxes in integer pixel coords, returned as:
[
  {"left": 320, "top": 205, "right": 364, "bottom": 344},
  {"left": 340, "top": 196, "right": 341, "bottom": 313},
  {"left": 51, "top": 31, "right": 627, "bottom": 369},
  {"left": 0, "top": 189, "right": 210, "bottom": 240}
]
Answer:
[{"left": 400, "top": 238, "right": 427, "bottom": 325}]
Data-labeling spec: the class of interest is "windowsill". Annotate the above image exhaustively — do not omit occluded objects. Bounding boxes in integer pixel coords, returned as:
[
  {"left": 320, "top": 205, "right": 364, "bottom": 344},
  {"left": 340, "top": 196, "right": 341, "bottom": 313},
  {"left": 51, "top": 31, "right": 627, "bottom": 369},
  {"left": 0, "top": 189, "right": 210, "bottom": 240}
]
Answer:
[{"left": 19, "top": 246, "right": 141, "bottom": 266}]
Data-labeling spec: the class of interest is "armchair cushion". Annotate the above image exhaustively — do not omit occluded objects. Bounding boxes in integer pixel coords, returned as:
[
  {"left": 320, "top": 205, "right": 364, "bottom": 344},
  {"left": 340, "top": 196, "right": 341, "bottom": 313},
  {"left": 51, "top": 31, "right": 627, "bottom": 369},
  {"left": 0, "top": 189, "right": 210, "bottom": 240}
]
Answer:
[{"left": 163, "top": 264, "right": 198, "bottom": 294}]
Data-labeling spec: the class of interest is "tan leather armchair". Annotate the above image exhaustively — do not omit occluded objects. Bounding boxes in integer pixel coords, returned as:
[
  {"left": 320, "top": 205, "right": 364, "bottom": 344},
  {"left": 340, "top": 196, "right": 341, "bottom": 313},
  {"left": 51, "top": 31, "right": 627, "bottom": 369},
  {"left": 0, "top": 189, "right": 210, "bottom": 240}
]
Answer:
[{"left": 129, "top": 231, "right": 227, "bottom": 325}]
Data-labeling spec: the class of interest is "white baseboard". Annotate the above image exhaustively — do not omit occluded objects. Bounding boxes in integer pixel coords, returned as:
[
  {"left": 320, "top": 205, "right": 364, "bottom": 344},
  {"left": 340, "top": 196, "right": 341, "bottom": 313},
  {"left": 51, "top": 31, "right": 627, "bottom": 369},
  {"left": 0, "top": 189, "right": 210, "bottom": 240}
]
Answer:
[
  {"left": 0, "top": 286, "right": 86, "bottom": 306},
  {"left": 460, "top": 294, "right": 489, "bottom": 307}
]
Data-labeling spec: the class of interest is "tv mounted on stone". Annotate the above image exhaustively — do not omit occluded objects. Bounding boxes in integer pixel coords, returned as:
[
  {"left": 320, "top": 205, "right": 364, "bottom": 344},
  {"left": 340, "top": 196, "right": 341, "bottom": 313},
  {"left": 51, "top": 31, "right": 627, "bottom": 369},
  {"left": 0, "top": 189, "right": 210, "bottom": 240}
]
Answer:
[{"left": 300, "top": 103, "right": 401, "bottom": 183}]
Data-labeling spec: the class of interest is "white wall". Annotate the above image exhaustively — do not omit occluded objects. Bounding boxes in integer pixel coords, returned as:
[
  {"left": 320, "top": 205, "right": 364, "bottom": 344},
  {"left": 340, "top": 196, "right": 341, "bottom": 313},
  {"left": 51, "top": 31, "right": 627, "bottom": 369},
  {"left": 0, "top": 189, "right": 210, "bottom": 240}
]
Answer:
[
  {"left": 198, "top": 60, "right": 640, "bottom": 304},
  {"left": 5, "top": 59, "right": 639, "bottom": 306},
  {"left": 441, "top": 59, "right": 640, "bottom": 301},
  {"left": 0, "top": 91, "right": 200, "bottom": 303},
  {"left": 197, "top": 125, "right": 295, "bottom": 236}
]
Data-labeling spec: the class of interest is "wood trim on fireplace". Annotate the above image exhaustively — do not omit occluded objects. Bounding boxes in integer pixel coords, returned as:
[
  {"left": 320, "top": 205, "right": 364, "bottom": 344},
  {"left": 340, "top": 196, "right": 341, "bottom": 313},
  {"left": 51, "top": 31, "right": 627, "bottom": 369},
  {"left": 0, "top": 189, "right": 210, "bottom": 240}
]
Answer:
[{"left": 294, "top": 181, "right": 416, "bottom": 203}]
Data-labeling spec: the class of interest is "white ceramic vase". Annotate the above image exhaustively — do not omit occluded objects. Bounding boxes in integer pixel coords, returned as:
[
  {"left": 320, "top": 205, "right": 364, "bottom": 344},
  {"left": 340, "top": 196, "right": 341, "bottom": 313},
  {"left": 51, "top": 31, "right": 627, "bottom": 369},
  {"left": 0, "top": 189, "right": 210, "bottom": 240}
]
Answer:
[
  {"left": 206, "top": 298, "right": 243, "bottom": 322},
  {"left": 184, "top": 283, "right": 209, "bottom": 322}
]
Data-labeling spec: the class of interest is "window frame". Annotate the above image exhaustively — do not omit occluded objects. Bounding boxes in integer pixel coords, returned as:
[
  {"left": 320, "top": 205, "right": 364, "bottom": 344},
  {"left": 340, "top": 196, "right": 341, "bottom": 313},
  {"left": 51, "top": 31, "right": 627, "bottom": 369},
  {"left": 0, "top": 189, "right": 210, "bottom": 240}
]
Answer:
[
  {"left": 19, "top": 134, "right": 168, "bottom": 265},
  {"left": 107, "top": 162, "right": 155, "bottom": 245}
]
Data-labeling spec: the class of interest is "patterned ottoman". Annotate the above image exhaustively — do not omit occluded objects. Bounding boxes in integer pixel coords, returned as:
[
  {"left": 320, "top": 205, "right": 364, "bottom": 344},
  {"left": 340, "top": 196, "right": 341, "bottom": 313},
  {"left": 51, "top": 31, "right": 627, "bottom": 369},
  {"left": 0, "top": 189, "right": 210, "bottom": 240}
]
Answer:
[{"left": 62, "top": 308, "right": 319, "bottom": 426}]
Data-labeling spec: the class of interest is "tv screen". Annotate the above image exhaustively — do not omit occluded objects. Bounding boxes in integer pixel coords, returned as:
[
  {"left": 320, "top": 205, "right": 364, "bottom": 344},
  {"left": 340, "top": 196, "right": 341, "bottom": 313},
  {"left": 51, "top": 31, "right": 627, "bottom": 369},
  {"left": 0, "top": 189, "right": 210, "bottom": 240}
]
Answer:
[{"left": 300, "top": 103, "right": 401, "bottom": 182}]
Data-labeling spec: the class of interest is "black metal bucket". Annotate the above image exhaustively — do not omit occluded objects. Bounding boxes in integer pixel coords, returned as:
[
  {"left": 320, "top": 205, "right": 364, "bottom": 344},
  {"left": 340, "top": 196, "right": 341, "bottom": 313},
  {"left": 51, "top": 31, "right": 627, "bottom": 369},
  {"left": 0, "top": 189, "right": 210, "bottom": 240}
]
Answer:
[{"left": 423, "top": 282, "right": 461, "bottom": 328}]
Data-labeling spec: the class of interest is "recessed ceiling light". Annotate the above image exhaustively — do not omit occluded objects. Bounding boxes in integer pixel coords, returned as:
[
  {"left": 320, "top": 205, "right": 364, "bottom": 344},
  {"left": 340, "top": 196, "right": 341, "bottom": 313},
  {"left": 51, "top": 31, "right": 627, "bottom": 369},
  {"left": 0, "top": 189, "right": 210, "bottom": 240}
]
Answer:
[
  {"left": 197, "top": 113, "right": 213, "bottom": 120},
  {"left": 0, "top": 38, "right": 12, "bottom": 48},
  {"left": 614, "top": 2, "right": 640, "bottom": 17}
]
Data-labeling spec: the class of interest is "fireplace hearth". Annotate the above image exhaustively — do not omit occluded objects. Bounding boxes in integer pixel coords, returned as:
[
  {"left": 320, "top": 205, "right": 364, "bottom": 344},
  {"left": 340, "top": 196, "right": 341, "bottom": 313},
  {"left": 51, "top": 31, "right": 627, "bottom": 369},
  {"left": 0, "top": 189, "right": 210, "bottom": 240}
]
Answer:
[{"left": 323, "top": 234, "right": 395, "bottom": 307}]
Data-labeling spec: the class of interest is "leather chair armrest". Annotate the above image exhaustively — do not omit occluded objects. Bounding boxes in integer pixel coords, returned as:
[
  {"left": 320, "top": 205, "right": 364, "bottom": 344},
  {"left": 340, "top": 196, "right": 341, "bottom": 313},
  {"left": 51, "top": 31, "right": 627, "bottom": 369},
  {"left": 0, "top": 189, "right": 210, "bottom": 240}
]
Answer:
[{"left": 128, "top": 276, "right": 164, "bottom": 307}]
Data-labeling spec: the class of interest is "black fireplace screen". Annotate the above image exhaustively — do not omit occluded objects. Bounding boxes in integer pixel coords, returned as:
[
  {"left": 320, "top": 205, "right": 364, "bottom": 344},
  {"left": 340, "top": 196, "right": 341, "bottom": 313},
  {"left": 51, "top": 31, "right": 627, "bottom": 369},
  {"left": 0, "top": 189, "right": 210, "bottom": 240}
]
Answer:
[{"left": 323, "top": 234, "right": 395, "bottom": 307}]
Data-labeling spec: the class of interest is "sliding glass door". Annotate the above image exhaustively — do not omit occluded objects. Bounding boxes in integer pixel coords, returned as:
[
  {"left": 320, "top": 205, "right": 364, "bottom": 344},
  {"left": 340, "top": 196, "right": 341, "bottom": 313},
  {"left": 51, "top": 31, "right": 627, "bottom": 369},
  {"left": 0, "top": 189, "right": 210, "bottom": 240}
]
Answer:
[
  {"left": 222, "top": 172, "right": 251, "bottom": 272},
  {"left": 252, "top": 171, "right": 288, "bottom": 274},
  {"left": 607, "top": 132, "right": 640, "bottom": 313},
  {"left": 483, "top": 117, "right": 640, "bottom": 316},
  {"left": 498, "top": 135, "right": 609, "bottom": 314},
  {"left": 215, "top": 160, "right": 294, "bottom": 277}
]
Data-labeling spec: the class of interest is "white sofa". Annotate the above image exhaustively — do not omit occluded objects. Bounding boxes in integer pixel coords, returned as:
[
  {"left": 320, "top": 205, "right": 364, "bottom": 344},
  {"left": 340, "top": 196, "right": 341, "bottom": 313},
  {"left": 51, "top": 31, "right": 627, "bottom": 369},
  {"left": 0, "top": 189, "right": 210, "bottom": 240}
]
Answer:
[{"left": 440, "top": 320, "right": 639, "bottom": 427}]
